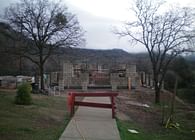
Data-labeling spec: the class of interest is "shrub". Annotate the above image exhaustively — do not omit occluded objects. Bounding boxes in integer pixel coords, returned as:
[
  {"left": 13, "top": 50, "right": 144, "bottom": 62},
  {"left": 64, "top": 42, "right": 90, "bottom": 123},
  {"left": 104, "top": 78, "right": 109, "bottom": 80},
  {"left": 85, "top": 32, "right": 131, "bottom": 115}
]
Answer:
[
  {"left": 177, "top": 88, "right": 195, "bottom": 104},
  {"left": 15, "top": 83, "right": 32, "bottom": 105}
]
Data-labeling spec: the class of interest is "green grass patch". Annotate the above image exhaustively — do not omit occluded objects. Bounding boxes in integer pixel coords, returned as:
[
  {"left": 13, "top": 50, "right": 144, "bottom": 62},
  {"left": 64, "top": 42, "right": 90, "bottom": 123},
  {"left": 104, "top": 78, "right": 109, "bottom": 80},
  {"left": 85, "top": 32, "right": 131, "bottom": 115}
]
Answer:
[
  {"left": 117, "top": 117, "right": 195, "bottom": 140},
  {"left": 0, "top": 90, "right": 69, "bottom": 140}
]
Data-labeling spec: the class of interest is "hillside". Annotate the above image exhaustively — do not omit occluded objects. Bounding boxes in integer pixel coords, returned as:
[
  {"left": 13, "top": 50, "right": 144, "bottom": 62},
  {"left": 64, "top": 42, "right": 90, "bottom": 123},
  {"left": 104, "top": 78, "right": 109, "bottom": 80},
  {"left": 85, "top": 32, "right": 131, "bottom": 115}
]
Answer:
[
  {"left": 46, "top": 47, "right": 153, "bottom": 72},
  {"left": 59, "top": 47, "right": 136, "bottom": 63},
  {"left": 1, "top": 21, "right": 194, "bottom": 75},
  {"left": 0, "top": 21, "right": 150, "bottom": 74}
]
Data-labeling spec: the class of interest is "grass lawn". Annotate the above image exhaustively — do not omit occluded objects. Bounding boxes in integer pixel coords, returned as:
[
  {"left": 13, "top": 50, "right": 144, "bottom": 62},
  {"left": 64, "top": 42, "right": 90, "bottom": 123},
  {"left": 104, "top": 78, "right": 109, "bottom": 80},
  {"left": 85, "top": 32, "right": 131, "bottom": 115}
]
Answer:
[
  {"left": 117, "top": 119, "right": 195, "bottom": 140},
  {"left": 117, "top": 110, "right": 195, "bottom": 140},
  {"left": 0, "top": 89, "right": 69, "bottom": 140}
]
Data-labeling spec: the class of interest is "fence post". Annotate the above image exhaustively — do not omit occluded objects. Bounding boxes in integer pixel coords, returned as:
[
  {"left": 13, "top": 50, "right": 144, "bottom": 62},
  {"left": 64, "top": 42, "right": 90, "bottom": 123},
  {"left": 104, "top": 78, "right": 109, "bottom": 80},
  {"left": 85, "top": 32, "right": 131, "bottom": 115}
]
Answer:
[{"left": 111, "top": 96, "right": 115, "bottom": 118}]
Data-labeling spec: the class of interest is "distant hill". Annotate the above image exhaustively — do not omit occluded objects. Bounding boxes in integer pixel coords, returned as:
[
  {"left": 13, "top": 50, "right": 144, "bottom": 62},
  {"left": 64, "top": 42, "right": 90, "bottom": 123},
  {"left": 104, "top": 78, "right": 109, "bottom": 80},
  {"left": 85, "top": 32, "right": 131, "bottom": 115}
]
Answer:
[
  {"left": 0, "top": 22, "right": 21, "bottom": 75},
  {"left": 1, "top": 21, "right": 194, "bottom": 76},
  {"left": 0, "top": 22, "right": 151, "bottom": 75},
  {"left": 47, "top": 47, "right": 152, "bottom": 72},
  {"left": 59, "top": 47, "right": 136, "bottom": 64},
  {"left": 184, "top": 54, "right": 195, "bottom": 62}
]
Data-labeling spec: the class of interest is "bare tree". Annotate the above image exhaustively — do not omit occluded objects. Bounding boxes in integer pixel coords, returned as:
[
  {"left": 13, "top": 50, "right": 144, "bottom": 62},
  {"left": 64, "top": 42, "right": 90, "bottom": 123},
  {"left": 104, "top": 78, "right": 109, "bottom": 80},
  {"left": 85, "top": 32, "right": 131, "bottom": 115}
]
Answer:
[
  {"left": 4, "top": 0, "right": 85, "bottom": 90},
  {"left": 116, "top": 0, "right": 195, "bottom": 103}
]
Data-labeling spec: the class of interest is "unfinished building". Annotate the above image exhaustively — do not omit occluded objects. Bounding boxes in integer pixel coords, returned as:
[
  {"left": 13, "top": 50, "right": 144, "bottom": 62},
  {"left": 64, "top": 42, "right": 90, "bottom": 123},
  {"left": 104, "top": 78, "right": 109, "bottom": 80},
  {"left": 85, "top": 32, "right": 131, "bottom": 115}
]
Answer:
[{"left": 48, "top": 61, "right": 141, "bottom": 91}]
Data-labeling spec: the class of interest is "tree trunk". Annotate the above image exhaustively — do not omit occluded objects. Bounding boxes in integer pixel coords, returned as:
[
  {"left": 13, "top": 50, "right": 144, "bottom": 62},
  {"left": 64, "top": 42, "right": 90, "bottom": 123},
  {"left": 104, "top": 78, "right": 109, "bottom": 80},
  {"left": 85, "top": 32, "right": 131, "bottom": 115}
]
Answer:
[
  {"left": 40, "top": 64, "right": 44, "bottom": 90},
  {"left": 19, "top": 56, "right": 22, "bottom": 75},
  {"left": 155, "top": 86, "right": 160, "bottom": 104},
  {"left": 170, "top": 76, "right": 178, "bottom": 122},
  {"left": 39, "top": 48, "right": 44, "bottom": 90},
  {"left": 153, "top": 72, "right": 161, "bottom": 104}
]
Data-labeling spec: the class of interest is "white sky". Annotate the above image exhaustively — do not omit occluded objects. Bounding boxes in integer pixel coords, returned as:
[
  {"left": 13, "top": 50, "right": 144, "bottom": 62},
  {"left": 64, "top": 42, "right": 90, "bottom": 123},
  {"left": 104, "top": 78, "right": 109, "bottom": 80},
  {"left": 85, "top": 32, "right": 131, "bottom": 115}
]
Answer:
[
  {"left": 63, "top": 0, "right": 143, "bottom": 52},
  {"left": 63, "top": 0, "right": 195, "bottom": 52},
  {"left": 65, "top": 0, "right": 195, "bottom": 21},
  {"left": 0, "top": 0, "right": 195, "bottom": 52},
  {"left": 65, "top": 0, "right": 131, "bottom": 21}
]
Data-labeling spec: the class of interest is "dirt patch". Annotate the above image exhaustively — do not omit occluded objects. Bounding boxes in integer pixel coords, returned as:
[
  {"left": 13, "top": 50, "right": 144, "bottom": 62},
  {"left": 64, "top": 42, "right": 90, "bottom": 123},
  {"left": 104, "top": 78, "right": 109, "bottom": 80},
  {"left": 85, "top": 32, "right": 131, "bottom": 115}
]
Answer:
[
  {"left": 116, "top": 111, "right": 132, "bottom": 121},
  {"left": 116, "top": 87, "right": 194, "bottom": 132},
  {"left": 35, "top": 116, "right": 62, "bottom": 129},
  {"left": 33, "top": 105, "right": 67, "bottom": 128}
]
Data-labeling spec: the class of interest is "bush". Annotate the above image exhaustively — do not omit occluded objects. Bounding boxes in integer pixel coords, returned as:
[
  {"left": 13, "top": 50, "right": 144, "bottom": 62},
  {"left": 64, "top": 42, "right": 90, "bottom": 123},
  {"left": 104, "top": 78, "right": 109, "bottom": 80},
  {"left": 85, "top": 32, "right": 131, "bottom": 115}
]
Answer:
[
  {"left": 177, "top": 88, "right": 195, "bottom": 104},
  {"left": 15, "top": 83, "right": 32, "bottom": 105}
]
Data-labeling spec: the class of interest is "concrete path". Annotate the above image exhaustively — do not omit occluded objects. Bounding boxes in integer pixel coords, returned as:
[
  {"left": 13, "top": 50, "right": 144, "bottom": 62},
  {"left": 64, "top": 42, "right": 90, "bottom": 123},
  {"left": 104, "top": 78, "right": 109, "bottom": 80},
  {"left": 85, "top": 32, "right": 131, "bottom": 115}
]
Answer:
[{"left": 59, "top": 96, "right": 121, "bottom": 140}]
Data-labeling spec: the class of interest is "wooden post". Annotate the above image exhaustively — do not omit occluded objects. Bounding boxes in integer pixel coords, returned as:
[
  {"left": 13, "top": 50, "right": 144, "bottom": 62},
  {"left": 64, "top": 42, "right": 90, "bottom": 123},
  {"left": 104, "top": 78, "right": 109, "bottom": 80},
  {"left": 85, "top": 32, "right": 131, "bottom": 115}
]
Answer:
[
  {"left": 68, "top": 92, "right": 118, "bottom": 118},
  {"left": 71, "top": 94, "right": 75, "bottom": 116},
  {"left": 128, "top": 77, "right": 131, "bottom": 93},
  {"left": 111, "top": 96, "right": 115, "bottom": 118}
]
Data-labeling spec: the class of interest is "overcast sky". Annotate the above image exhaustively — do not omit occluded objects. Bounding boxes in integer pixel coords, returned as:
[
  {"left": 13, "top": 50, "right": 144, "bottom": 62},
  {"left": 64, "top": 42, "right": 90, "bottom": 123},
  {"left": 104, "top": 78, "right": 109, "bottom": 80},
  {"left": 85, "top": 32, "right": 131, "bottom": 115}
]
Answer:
[{"left": 0, "top": 0, "right": 195, "bottom": 53}]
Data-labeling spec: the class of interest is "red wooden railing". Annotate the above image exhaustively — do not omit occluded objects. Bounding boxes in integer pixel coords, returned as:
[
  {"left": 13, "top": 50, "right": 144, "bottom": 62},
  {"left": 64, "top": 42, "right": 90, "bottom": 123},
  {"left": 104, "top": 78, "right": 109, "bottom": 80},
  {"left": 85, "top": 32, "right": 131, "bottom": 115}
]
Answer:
[{"left": 67, "top": 92, "right": 118, "bottom": 118}]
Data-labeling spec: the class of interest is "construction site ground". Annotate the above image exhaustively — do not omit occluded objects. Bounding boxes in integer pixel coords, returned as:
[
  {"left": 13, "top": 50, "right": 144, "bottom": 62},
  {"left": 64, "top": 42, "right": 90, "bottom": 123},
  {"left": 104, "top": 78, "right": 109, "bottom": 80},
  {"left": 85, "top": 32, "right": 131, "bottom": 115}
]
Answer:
[{"left": 115, "top": 87, "right": 195, "bottom": 138}]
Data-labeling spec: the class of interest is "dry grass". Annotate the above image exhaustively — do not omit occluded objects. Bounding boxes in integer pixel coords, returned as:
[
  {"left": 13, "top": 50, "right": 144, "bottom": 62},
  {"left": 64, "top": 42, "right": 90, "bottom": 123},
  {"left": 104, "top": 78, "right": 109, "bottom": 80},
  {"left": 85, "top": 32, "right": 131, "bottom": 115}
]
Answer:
[{"left": 0, "top": 90, "right": 69, "bottom": 140}]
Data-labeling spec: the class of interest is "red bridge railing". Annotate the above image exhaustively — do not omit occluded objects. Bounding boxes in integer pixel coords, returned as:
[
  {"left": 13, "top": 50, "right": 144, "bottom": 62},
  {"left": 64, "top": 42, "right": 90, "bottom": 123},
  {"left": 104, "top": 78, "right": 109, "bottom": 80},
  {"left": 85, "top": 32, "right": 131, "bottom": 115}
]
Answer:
[{"left": 67, "top": 92, "right": 118, "bottom": 118}]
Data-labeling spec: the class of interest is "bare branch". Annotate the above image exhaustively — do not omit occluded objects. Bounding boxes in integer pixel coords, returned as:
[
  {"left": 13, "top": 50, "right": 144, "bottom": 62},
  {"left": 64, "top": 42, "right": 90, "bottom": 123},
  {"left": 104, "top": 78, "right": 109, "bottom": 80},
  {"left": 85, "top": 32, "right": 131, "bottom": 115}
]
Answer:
[
  {"left": 4, "top": 0, "right": 85, "bottom": 90},
  {"left": 115, "top": 0, "right": 195, "bottom": 103}
]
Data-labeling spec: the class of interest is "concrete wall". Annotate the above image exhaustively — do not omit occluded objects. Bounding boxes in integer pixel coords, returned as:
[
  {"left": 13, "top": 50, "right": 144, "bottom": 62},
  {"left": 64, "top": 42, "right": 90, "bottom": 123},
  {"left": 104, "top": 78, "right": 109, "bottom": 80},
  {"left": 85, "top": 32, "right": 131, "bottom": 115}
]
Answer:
[
  {"left": 0, "top": 76, "right": 33, "bottom": 89},
  {"left": 0, "top": 76, "right": 16, "bottom": 89},
  {"left": 62, "top": 62, "right": 89, "bottom": 89},
  {"left": 50, "top": 62, "right": 140, "bottom": 90}
]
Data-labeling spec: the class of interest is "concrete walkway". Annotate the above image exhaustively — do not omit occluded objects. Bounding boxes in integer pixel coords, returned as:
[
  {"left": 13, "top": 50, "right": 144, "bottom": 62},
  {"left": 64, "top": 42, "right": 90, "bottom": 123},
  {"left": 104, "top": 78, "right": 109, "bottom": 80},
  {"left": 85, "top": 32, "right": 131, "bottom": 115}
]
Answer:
[{"left": 59, "top": 97, "right": 121, "bottom": 140}]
